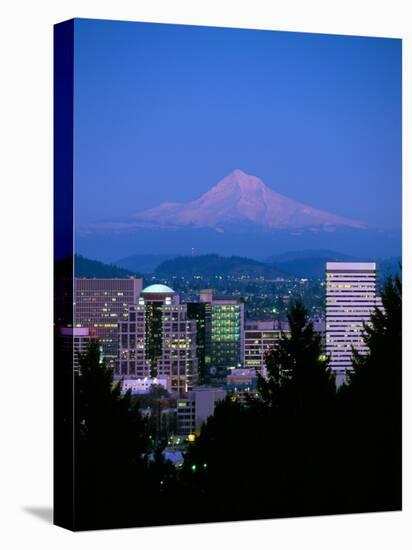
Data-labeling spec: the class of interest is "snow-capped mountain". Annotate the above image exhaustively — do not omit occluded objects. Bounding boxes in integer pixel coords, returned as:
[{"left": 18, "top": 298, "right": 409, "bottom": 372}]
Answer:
[
  {"left": 77, "top": 169, "right": 401, "bottom": 261},
  {"left": 132, "top": 169, "right": 364, "bottom": 231}
]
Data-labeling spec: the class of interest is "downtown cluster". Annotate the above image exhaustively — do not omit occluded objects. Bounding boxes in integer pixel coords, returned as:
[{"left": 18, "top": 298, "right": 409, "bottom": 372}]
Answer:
[{"left": 55, "top": 260, "right": 401, "bottom": 529}]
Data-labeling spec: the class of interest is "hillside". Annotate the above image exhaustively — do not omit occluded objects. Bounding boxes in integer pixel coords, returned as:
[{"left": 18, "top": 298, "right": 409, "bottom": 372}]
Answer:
[
  {"left": 114, "top": 254, "right": 176, "bottom": 274},
  {"left": 74, "top": 255, "right": 141, "bottom": 278},
  {"left": 155, "top": 254, "right": 288, "bottom": 278}
]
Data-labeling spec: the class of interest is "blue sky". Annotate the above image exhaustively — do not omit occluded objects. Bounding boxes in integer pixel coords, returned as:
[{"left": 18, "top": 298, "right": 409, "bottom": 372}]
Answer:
[{"left": 74, "top": 19, "right": 401, "bottom": 230}]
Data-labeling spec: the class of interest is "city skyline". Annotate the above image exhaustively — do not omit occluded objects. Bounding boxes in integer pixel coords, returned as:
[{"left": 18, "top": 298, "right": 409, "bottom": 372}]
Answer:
[
  {"left": 73, "top": 260, "right": 379, "bottom": 390},
  {"left": 54, "top": 18, "right": 403, "bottom": 531}
]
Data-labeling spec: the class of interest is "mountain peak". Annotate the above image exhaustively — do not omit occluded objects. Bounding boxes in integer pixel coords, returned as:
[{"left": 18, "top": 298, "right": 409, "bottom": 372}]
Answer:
[
  {"left": 133, "top": 170, "right": 365, "bottom": 231},
  {"left": 220, "top": 168, "right": 262, "bottom": 184},
  {"left": 211, "top": 169, "right": 268, "bottom": 196},
  {"left": 228, "top": 168, "right": 251, "bottom": 180}
]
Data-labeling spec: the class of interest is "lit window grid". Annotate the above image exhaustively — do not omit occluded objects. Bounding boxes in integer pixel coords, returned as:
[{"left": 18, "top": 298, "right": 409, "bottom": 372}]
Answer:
[
  {"left": 325, "top": 264, "right": 381, "bottom": 372},
  {"left": 117, "top": 301, "right": 198, "bottom": 394}
]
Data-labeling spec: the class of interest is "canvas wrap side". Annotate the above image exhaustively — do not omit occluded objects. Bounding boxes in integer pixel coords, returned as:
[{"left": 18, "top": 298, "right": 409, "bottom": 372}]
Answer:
[{"left": 53, "top": 18, "right": 75, "bottom": 531}]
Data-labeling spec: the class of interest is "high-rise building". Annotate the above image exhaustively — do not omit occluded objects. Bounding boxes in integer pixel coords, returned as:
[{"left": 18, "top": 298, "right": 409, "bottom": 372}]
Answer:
[
  {"left": 325, "top": 262, "right": 382, "bottom": 385},
  {"left": 243, "top": 319, "right": 290, "bottom": 377},
  {"left": 186, "top": 290, "right": 244, "bottom": 379},
  {"left": 74, "top": 277, "right": 143, "bottom": 363},
  {"left": 186, "top": 301, "right": 212, "bottom": 382},
  {"left": 209, "top": 294, "right": 244, "bottom": 377},
  {"left": 117, "top": 284, "right": 198, "bottom": 395}
]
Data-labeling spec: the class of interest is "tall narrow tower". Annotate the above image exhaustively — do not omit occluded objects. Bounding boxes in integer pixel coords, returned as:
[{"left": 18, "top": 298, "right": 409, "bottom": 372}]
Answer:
[{"left": 325, "top": 262, "right": 381, "bottom": 385}]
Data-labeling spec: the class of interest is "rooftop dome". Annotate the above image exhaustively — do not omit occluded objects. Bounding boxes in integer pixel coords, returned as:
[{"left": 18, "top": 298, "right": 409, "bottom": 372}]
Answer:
[{"left": 141, "top": 284, "right": 175, "bottom": 294}]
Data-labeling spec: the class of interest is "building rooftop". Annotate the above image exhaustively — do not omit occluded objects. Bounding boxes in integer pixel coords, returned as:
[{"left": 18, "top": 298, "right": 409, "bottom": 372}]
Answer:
[
  {"left": 141, "top": 284, "right": 175, "bottom": 294},
  {"left": 326, "top": 262, "right": 377, "bottom": 270},
  {"left": 228, "top": 368, "right": 258, "bottom": 378}
]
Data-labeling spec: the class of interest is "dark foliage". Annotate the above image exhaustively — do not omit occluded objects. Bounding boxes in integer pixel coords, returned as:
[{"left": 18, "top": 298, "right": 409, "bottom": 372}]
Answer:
[
  {"left": 74, "top": 341, "right": 172, "bottom": 529},
  {"left": 337, "top": 275, "right": 402, "bottom": 512},
  {"left": 70, "top": 278, "right": 401, "bottom": 529},
  {"left": 181, "top": 299, "right": 338, "bottom": 520}
]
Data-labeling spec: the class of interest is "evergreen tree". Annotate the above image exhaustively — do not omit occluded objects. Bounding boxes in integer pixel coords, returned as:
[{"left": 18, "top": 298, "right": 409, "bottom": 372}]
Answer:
[
  {"left": 255, "top": 298, "right": 338, "bottom": 515},
  {"left": 259, "top": 298, "right": 336, "bottom": 415},
  {"left": 181, "top": 299, "right": 339, "bottom": 520},
  {"left": 179, "top": 396, "right": 253, "bottom": 522},
  {"left": 345, "top": 274, "right": 401, "bottom": 398},
  {"left": 67, "top": 280, "right": 402, "bottom": 527},
  {"left": 74, "top": 340, "right": 151, "bottom": 528},
  {"left": 338, "top": 275, "right": 402, "bottom": 512}
]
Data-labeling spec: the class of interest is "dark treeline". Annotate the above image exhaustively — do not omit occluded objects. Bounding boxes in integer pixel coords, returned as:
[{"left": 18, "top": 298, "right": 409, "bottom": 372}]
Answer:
[{"left": 67, "top": 275, "right": 402, "bottom": 530}]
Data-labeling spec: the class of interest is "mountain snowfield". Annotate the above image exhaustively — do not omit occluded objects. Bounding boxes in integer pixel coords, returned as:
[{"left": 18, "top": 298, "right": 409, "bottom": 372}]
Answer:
[
  {"left": 132, "top": 169, "right": 365, "bottom": 231},
  {"left": 76, "top": 169, "right": 400, "bottom": 261}
]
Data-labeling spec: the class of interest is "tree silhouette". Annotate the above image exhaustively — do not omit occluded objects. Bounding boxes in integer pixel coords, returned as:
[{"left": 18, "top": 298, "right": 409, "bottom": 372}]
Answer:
[
  {"left": 256, "top": 298, "right": 338, "bottom": 515},
  {"left": 66, "top": 280, "right": 401, "bottom": 528},
  {"left": 338, "top": 275, "right": 402, "bottom": 512},
  {"left": 74, "top": 340, "right": 151, "bottom": 529},
  {"left": 181, "top": 299, "right": 339, "bottom": 520},
  {"left": 259, "top": 298, "right": 336, "bottom": 413}
]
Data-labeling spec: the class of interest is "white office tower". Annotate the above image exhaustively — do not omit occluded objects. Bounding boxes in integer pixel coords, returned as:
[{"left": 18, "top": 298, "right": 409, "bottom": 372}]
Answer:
[{"left": 326, "top": 262, "right": 382, "bottom": 386}]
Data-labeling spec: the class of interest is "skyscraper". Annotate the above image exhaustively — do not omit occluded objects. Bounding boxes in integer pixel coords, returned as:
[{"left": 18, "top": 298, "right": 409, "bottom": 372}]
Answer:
[
  {"left": 186, "top": 301, "right": 212, "bottom": 382},
  {"left": 74, "top": 277, "right": 143, "bottom": 363},
  {"left": 117, "top": 284, "right": 198, "bottom": 395},
  {"left": 210, "top": 296, "right": 244, "bottom": 378},
  {"left": 186, "top": 290, "right": 244, "bottom": 379},
  {"left": 325, "top": 262, "right": 382, "bottom": 385}
]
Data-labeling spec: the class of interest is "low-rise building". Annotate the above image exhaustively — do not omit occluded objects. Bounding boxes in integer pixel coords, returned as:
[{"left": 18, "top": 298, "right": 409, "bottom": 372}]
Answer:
[
  {"left": 226, "top": 368, "right": 258, "bottom": 403},
  {"left": 58, "top": 326, "right": 98, "bottom": 374},
  {"left": 176, "top": 398, "right": 196, "bottom": 436},
  {"left": 120, "top": 376, "right": 171, "bottom": 394},
  {"left": 176, "top": 386, "right": 227, "bottom": 436}
]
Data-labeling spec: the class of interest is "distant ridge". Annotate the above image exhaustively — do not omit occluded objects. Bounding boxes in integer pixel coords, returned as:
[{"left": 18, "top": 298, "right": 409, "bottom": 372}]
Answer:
[
  {"left": 71, "top": 252, "right": 400, "bottom": 281},
  {"left": 155, "top": 254, "right": 289, "bottom": 278},
  {"left": 266, "top": 249, "right": 355, "bottom": 263},
  {"left": 267, "top": 250, "right": 401, "bottom": 279},
  {"left": 114, "top": 254, "right": 177, "bottom": 274},
  {"left": 74, "top": 255, "right": 141, "bottom": 278}
]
